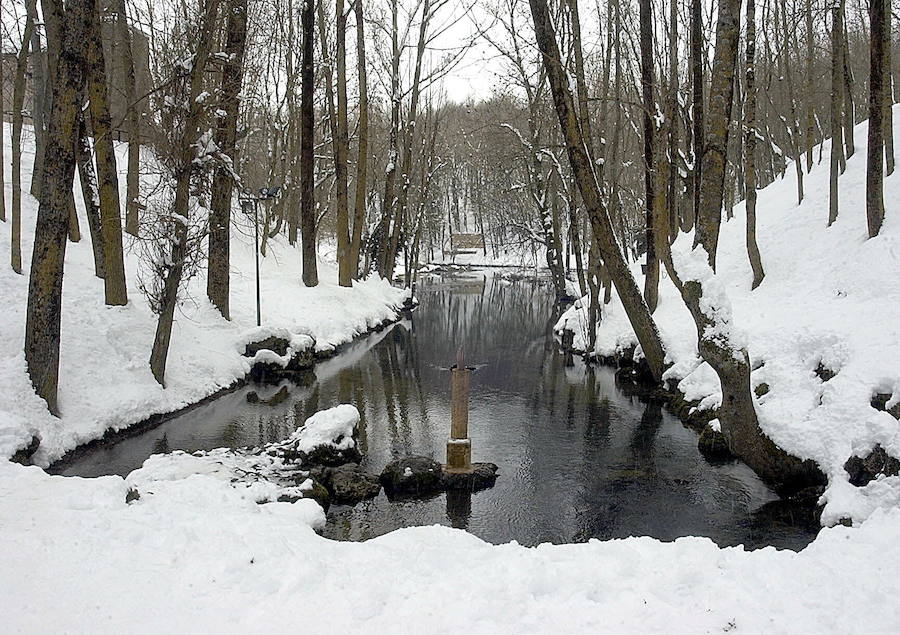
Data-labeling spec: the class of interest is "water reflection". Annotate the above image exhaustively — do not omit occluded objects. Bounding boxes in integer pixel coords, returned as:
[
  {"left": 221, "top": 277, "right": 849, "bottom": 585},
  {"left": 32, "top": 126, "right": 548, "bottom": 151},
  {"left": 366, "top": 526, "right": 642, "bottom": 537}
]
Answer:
[{"left": 57, "top": 271, "right": 819, "bottom": 550}]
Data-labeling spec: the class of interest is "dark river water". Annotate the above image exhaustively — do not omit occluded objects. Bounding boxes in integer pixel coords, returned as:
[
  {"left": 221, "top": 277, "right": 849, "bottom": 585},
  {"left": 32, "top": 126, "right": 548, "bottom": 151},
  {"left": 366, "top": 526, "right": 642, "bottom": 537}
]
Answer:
[{"left": 57, "top": 271, "right": 820, "bottom": 550}]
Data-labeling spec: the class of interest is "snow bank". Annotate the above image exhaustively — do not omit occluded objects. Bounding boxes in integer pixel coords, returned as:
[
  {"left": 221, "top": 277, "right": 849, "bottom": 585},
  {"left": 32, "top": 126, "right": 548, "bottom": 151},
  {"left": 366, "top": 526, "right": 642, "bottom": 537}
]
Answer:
[
  {"left": 556, "top": 108, "right": 900, "bottom": 525},
  {"left": 0, "top": 457, "right": 898, "bottom": 632},
  {"left": 0, "top": 123, "right": 409, "bottom": 465}
]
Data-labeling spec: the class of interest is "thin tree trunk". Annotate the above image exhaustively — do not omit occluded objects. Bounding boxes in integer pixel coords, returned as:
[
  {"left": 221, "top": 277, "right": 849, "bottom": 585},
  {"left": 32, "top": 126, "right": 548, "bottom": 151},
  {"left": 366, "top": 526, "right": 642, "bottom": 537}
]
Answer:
[
  {"left": 883, "top": 0, "right": 895, "bottom": 175},
  {"left": 868, "top": 0, "right": 887, "bottom": 237},
  {"left": 0, "top": 34, "right": 6, "bottom": 223},
  {"left": 694, "top": 0, "right": 741, "bottom": 269},
  {"left": 805, "top": 0, "right": 815, "bottom": 172},
  {"left": 85, "top": 0, "right": 128, "bottom": 305},
  {"left": 27, "top": 0, "right": 47, "bottom": 199},
  {"left": 149, "top": 0, "right": 220, "bottom": 385},
  {"left": 114, "top": 0, "right": 142, "bottom": 237},
  {"left": 335, "top": 0, "right": 351, "bottom": 286},
  {"left": 745, "top": 0, "right": 764, "bottom": 288},
  {"left": 76, "top": 113, "right": 105, "bottom": 278},
  {"left": 378, "top": 0, "right": 400, "bottom": 277},
  {"left": 11, "top": 15, "right": 35, "bottom": 274},
  {"left": 349, "top": 0, "right": 368, "bottom": 279},
  {"left": 529, "top": 0, "right": 667, "bottom": 382},
  {"left": 690, "top": 0, "right": 704, "bottom": 228},
  {"left": 842, "top": 2, "right": 855, "bottom": 158},
  {"left": 207, "top": 0, "right": 248, "bottom": 319},
  {"left": 829, "top": 4, "right": 845, "bottom": 226},
  {"left": 300, "top": 0, "right": 319, "bottom": 285},
  {"left": 639, "top": 0, "right": 658, "bottom": 312},
  {"left": 25, "top": 0, "right": 90, "bottom": 415}
]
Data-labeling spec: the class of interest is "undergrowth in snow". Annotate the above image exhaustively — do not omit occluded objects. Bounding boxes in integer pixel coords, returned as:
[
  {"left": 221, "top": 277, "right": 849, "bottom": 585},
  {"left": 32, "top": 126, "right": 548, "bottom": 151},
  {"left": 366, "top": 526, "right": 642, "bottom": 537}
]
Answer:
[{"left": 557, "top": 109, "right": 900, "bottom": 526}]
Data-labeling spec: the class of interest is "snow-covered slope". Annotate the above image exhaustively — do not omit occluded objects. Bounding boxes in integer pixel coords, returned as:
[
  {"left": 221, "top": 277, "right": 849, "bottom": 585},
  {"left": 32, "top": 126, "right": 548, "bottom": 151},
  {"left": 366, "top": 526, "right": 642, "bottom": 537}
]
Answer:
[
  {"left": 1, "top": 458, "right": 898, "bottom": 632},
  {"left": 557, "top": 108, "right": 900, "bottom": 525},
  {"left": 0, "top": 123, "right": 409, "bottom": 464}
]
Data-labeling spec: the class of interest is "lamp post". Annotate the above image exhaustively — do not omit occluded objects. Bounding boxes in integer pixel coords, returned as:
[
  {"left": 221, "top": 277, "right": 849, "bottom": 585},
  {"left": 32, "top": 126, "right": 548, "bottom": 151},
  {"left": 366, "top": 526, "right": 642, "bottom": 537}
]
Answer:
[{"left": 240, "top": 186, "right": 281, "bottom": 327}]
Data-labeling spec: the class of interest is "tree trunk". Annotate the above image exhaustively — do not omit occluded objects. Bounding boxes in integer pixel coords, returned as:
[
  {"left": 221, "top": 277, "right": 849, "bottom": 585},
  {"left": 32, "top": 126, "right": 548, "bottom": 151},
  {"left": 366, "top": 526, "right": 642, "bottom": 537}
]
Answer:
[
  {"left": 868, "top": 0, "right": 887, "bottom": 237},
  {"left": 378, "top": 0, "right": 400, "bottom": 277},
  {"left": 829, "top": 4, "right": 845, "bottom": 227},
  {"left": 690, "top": 0, "right": 704, "bottom": 228},
  {"left": 27, "top": 0, "right": 47, "bottom": 199},
  {"left": 335, "top": 0, "right": 351, "bottom": 286},
  {"left": 25, "top": 0, "right": 90, "bottom": 415},
  {"left": 805, "top": 0, "right": 815, "bottom": 172},
  {"left": 0, "top": 33, "right": 6, "bottom": 223},
  {"left": 11, "top": 15, "right": 35, "bottom": 274},
  {"left": 639, "top": 0, "right": 658, "bottom": 312},
  {"left": 207, "top": 0, "right": 248, "bottom": 319},
  {"left": 76, "top": 112, "right": 105, "bottom": 278},
  {"left": 85, "top": 0, "right": 128, "bottom": 305},
  {"left": 883, "top": 0, "right": 894, "bottom": 175},
  {"left": 744, "top": 0, "right": 764, "bottom": 288},
  {"left": 300, "top": 0, "right": 319, "bottom": 285},
  {"left": 149, "top": 0, "right": 220, "bottom": 385},
  {"left": 693, "top": 0, "right": 741, "bottom": 269},
  {"left": 529, "top": 0, "right": 667, "bottom": 383},
  {"left": 349, "top": 0, "right": 368, "bottom": 280},
  {"left": 114, "top": 0, "right": 142, "bottom": 237},
  {"left": 841, "top": 2, "right": 855, "bottom": 158}
]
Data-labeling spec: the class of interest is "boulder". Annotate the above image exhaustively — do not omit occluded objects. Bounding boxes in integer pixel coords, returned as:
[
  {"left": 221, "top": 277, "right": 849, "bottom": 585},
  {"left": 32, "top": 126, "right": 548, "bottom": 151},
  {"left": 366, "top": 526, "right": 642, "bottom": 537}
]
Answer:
[
  {"left": 244, "top": 335, "right": 290, "bottom": 357},
  {"left": 380, "top": 456, "right": 443, "bottom": 497},
  {"left": 313, "top": 464, "right": 381, "bottom": 504},
  {"left": 441, "top": 462, "right": 499, "bottom": 491}
]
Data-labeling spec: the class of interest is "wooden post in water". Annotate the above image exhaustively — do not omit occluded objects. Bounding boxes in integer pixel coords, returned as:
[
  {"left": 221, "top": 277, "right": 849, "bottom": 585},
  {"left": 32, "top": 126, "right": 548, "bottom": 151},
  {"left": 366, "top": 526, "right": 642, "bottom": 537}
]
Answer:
[{"left": 446, "top": 348, "right": 472, "bottom": 473}]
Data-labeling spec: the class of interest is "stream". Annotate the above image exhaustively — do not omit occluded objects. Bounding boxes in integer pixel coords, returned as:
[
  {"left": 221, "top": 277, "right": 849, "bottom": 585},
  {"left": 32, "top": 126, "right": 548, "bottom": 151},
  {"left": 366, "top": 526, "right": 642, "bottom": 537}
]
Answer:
[{"left": 57, "top": 270, "right": 820, "bottom": 550}]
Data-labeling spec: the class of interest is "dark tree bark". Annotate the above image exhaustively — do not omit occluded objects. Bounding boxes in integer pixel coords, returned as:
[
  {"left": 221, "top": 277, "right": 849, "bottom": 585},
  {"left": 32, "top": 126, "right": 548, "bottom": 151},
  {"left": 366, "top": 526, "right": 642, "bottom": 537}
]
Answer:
[
  {"left": 744, "top": 0, "right": 764, "bottom": 288},
  {"left": 529, "top": 0, "right": 667, "bottom": 382},
  {"left": 841, "top": 1, "right": 855, "bottom": 158},
  {"left": 114, "top": 0, "right": 142, "bottom": 237},
  {"left": 349, "top": 0, "right": 369, "bottom": 280},
  {"left": 25, "top": 0, "right": 91, "bottom": 415},
  {"left": 207, "top": 0, "right": 248, "bottom": 319},
  {"left": 867, "top": 0, "right": 887, "bottom": 237},
  {"left": 639, "top": 0, "right": 658, "bottom": 312},
  {"left": 335, "top": 0, "right": 352, "bottom": 286},
  {"left": 829, "top": 4, "right": 845, "bottom": 226},
  {"left": 378, "top": 0, "right": 400, "bottom": 277},
  {"left": 85, "top": 0, "right": 128, "bottom": 305},
  {"left": 300, "top": 0, "right": 319, "bottom": 285},
  {"left": 690, "top": 0, "right": 704, "bottom": 229},
  {"left": 76, "top": 112, "right": 106, "bottom": 279},
  {"left": 693, "top": 0, "right": 741, "bottom": 269},
  {"left": 883, "top": 0, "right": 894, "bottom": 176},
  {"left": 0, "top": 31, "right": 6, "bottom": 223}
]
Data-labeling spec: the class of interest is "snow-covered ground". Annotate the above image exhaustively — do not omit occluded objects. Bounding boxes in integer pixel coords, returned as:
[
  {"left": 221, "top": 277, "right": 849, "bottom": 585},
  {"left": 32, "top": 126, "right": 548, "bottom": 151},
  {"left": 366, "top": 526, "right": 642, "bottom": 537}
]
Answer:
[
  {"left": 1, "top": 458, "right": 898, "bottom": 632},
  {"left": 557, "top": 110, "right": 900, "bottom": 527},
  {"left": 0, "top": 122, "right": 409, "bottom": 465}
]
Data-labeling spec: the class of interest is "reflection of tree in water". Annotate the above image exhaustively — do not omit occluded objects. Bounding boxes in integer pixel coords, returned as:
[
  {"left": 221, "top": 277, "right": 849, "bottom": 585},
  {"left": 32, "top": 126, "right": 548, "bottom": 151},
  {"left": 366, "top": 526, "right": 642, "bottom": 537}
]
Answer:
[
  {"left": 152, "top": 433, "right": 170, "bottom": 455},
  {"left": 445, "top": 490, "right": 472, "bottom": 529}
]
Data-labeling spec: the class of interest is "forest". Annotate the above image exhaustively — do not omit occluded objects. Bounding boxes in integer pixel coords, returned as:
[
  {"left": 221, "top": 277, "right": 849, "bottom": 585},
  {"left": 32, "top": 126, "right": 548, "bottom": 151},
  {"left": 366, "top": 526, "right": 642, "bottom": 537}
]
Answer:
[{"left": 0, "top": 0, "right": 899, "bottom": 631}]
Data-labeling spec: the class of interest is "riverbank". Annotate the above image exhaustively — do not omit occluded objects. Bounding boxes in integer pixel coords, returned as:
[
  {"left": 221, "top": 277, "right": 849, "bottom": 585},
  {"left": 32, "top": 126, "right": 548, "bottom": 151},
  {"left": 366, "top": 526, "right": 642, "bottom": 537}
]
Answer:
[
  {"left": 0, "top": 121, "right": 411, "bottom": 466},
  {"left": 555, "top": 111, "right": 900, "bottom": 527}
]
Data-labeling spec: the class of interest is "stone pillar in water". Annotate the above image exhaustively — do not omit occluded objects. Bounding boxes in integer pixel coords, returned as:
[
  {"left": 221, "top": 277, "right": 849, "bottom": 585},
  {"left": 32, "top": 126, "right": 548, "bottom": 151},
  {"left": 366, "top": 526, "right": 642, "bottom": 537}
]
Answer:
[{"left": 446, "top": 349, "right": 472, "bottom": 473}]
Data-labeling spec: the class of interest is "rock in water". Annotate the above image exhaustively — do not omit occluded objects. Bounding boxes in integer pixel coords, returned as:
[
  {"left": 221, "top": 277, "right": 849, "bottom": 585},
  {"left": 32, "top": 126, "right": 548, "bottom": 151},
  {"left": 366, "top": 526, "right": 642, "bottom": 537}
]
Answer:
[
  {"left": 313, "top": 464, "right": 381, "bottom": 504},
  {"left": 698, "top": 426, "right": 733, "bottom": 460},
  {"left": 380, "top": 456, "right": 443, "bottom": 497},
  {"left": 441, "top": 463, "right": 499, "bottom": 491}
]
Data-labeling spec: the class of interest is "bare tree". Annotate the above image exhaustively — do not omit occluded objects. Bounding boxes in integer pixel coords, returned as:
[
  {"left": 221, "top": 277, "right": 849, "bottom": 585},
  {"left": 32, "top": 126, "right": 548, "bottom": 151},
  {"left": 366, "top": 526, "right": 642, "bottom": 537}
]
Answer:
[
  {"left": 208, "top": 0, "right": 249, "bottom": 319},
  {"left": 349, "top": 0, "right": 369, "bottom": 280},
  {"left": 114, "top": 0, "right": 142, "bottom": 237},
  {"left": 300, "top": 0, "right": 319, "bottom": 285},
  {"left": 829, "top": 2, "right": 844, "bottom": 226},
  {"left": 867, "top": 0, "right": 887, "bottom": 237},
  {"left": 11, "top": 12, "right": 35, "bottom": 274},
  {"left": 745, "top": 0, "right": 764, "bottom": 288}
]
